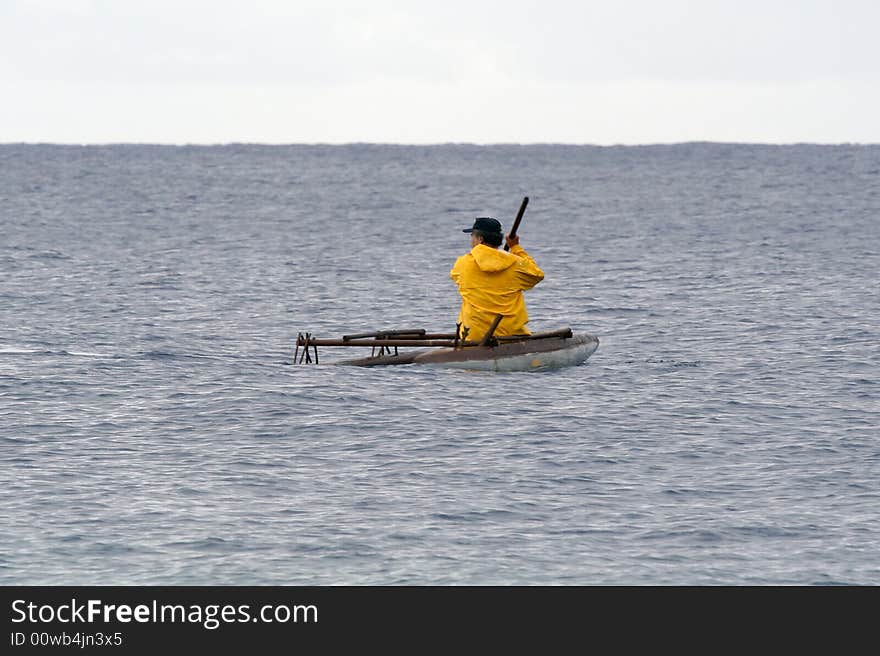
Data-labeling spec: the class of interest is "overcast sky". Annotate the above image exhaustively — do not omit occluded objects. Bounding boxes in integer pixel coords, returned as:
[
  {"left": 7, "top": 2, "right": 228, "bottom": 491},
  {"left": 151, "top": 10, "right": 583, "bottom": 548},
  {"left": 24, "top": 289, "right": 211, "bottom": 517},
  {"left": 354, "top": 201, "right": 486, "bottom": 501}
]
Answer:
[{"left": 2, "top": 0, "right": 878, "bottom": 144}]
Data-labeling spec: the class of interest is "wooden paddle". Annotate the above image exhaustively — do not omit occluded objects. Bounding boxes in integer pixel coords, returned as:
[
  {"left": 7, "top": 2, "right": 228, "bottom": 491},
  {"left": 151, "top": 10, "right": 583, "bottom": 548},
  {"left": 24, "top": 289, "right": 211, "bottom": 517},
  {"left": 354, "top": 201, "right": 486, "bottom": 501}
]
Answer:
[{"left": 504, "top": 196, "right": 529, "bottom": 251}]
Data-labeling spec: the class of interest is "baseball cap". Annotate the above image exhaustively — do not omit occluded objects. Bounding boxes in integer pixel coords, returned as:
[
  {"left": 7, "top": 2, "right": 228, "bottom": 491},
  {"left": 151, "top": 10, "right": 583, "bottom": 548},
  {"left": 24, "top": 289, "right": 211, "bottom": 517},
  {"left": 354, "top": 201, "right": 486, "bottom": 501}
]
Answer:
[{"left": 462, "top": 217, "right": 503, "bottom": 234}]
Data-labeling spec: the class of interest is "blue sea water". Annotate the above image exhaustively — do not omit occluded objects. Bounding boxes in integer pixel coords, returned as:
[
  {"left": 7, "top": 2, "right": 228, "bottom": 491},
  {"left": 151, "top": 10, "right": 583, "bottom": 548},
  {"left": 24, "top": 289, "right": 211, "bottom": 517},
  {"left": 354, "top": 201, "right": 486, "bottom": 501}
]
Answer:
[{"left": 1, "top": 143, "right": 878, "bottom": 585}]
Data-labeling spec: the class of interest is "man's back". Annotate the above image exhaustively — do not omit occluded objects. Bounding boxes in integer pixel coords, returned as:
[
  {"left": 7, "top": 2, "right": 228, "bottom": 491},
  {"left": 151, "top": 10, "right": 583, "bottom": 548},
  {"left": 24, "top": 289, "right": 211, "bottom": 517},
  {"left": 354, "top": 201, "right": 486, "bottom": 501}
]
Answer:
[{"left": 450, "top": 243, "right": 544, "bottom": 340}]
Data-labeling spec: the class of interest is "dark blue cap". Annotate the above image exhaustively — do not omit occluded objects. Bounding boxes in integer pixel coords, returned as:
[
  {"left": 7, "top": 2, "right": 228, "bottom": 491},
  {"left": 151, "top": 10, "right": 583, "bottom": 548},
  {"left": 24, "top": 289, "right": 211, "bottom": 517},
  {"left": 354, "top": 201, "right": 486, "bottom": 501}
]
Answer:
[{"left": 463, "top": 217, "right": 502, "bottom": 234}]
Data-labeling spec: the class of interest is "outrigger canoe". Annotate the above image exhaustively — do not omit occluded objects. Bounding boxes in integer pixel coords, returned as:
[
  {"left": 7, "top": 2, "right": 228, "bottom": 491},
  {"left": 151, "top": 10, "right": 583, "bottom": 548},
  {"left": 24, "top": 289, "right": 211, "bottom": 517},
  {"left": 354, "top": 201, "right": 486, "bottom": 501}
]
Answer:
[
  {"left": 294, "top": 326, "right": 599, "bottom": 372},
  {"left": 294, "top": 198, "right": 599, "bottom": 371}
]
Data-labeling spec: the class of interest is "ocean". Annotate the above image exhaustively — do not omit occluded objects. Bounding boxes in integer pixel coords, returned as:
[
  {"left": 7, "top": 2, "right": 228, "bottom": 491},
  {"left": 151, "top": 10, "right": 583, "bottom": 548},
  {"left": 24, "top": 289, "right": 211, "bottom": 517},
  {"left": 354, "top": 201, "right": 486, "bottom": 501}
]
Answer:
[{"left": 1, "top": 143, "right": 878, "bottom": 585}]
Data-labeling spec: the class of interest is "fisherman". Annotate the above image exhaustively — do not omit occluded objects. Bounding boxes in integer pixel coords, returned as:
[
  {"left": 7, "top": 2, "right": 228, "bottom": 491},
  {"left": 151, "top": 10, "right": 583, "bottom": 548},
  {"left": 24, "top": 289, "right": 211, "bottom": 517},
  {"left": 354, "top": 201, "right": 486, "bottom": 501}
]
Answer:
[{"left": 450, "top": 217, "right": 544, "bottom": 342}]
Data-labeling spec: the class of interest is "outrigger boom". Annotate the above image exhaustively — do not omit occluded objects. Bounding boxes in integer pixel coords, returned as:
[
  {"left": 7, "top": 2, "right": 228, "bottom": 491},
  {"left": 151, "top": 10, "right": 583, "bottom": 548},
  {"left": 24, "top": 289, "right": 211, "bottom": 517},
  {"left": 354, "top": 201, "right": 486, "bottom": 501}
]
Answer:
[{"left": 298, "top": 328, "right": 573, "bottom": 349}]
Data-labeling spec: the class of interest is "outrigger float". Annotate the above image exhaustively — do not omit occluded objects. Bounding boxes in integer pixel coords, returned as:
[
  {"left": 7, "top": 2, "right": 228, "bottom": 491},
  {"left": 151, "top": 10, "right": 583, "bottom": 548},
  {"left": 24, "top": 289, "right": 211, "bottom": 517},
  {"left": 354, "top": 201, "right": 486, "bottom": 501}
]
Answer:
[{"left": 295, "top": 315, "right": 599, "bottom": 372}]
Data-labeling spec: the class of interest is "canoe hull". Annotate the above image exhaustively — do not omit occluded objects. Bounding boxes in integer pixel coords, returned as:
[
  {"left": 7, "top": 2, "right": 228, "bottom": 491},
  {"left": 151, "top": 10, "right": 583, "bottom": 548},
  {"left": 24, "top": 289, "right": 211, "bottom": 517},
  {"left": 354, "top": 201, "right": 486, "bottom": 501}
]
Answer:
[{"left": 412, "top": 333, "right": 598, "bottom": 371}]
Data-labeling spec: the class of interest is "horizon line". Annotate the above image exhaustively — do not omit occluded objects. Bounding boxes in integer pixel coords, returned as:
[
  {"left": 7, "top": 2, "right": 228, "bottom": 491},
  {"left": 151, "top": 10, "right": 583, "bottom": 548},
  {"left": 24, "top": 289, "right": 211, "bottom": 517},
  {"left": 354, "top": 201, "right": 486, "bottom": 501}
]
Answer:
[{"left": 2, "top": 140, "right": 878, "bottom": 148}]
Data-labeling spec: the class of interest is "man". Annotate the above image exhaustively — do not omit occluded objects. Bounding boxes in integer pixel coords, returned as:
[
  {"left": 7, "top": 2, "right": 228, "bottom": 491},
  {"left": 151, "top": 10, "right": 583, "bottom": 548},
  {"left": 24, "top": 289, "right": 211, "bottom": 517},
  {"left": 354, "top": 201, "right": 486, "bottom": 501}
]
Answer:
[{"left": 450, "top": 216, "right": 544, "bottom": 341}]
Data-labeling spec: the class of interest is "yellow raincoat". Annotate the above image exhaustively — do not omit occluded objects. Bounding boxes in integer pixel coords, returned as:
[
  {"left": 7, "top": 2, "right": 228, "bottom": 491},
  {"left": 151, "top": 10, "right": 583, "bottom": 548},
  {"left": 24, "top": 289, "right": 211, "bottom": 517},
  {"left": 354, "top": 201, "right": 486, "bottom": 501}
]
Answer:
[{"left": 450, "top": 243, "right": 544, "bottom": 341}]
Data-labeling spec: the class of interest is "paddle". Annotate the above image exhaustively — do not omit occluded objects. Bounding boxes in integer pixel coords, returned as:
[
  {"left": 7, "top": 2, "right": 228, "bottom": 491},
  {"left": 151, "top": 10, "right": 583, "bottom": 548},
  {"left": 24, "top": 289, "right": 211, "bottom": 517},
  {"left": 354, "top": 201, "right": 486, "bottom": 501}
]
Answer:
[{"left": 504, "top": 196, "right": 529, "bottom": 251}]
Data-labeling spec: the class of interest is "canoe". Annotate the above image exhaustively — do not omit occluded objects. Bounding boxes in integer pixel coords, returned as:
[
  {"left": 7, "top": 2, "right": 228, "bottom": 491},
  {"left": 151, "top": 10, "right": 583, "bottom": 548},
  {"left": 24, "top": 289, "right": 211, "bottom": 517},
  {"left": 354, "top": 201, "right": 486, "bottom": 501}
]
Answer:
[{"left": 297, "top": 328, "right": 599, "bottom": 371}]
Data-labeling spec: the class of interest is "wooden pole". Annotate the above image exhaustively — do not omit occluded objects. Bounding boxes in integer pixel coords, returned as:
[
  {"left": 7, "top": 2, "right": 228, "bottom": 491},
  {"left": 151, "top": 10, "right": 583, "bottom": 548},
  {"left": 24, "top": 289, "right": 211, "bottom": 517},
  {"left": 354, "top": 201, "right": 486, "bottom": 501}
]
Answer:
[{"left": 503, "top": 196, "right": 529, "bottom": 252}]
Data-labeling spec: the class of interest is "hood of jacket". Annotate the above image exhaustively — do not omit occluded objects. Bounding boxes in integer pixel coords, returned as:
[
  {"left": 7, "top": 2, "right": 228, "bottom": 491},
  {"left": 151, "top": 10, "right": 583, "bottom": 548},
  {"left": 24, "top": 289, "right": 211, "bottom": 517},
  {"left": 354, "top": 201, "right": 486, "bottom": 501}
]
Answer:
[{"left": 469, "top": 244, "right": 520, "bottom": 273}]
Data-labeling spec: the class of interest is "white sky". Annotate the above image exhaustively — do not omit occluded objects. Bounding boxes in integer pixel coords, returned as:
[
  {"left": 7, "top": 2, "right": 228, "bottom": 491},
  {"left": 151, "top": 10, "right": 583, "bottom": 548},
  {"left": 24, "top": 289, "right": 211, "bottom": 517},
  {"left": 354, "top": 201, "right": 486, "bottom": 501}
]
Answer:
[{"left": 2, "top": 0, "right": 879, "bottom": 144}]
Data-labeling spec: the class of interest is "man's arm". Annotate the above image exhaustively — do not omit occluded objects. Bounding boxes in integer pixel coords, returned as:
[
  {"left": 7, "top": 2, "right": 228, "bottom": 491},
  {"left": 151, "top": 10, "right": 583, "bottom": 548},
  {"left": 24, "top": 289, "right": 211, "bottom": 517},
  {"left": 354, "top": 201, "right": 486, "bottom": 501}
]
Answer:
[
  {"left": 450, "top": 256, "right": 463, "bottom": 286},
  {"left": 507, "top": 240, "right": 544, "bottom": 290}
]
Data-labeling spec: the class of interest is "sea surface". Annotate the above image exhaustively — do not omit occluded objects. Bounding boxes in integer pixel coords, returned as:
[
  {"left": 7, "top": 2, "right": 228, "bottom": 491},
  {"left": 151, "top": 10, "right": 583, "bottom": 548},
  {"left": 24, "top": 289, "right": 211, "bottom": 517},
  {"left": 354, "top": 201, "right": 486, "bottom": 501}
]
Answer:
[{"left": 1, "top": 143, "right": 878, "bottom": 585}]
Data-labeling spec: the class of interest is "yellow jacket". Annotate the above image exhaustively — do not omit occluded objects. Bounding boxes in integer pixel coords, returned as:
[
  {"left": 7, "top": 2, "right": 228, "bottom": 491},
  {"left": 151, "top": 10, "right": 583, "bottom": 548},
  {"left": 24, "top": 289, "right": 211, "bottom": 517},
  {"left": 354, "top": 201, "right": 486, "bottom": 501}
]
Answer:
[{"left": 450, "top": 243, "right": 544, "bottom": 341}]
